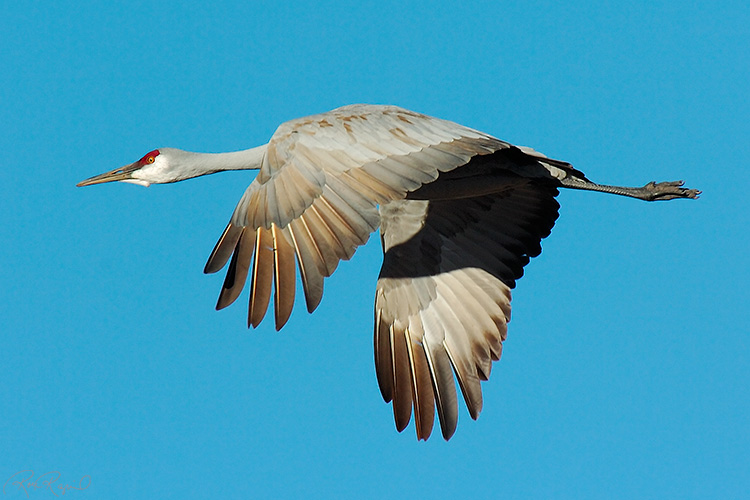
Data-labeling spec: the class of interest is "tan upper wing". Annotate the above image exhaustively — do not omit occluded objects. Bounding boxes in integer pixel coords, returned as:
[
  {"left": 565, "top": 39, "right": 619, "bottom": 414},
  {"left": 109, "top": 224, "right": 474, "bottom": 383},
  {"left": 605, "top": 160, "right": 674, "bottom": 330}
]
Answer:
[
  {"left": 374, "top": 177, "right": 560, "bottom": 440},
  {"left": 204, "top": 104, "right": 509, "bottom": 329}
]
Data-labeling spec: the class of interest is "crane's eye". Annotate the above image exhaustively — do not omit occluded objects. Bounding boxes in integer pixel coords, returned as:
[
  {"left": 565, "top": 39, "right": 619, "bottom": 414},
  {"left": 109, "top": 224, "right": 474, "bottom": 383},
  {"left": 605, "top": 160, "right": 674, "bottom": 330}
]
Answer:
[{"left": 139, "top": 149, "right": 161, "bottom": 165}]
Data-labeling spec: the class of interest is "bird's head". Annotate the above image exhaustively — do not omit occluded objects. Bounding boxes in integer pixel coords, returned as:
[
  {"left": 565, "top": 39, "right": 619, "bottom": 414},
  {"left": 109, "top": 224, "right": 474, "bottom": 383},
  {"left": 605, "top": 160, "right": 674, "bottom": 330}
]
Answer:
[{"left": 77, "top": 148, "right": 180, "bottom": 187}]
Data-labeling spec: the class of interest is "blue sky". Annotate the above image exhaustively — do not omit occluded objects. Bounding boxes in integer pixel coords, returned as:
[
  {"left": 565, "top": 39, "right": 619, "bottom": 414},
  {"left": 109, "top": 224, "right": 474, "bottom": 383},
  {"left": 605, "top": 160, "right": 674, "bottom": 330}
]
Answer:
[{"left": 1, "top": 1, "right": 748, "bottom": 498}]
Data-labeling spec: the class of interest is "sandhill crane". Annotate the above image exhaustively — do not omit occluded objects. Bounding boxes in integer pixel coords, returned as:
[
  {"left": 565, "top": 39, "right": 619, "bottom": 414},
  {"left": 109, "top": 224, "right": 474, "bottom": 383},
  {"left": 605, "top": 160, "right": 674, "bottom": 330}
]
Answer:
[{"left": 78, "top": 104, "right": 699, "bottom": 440}]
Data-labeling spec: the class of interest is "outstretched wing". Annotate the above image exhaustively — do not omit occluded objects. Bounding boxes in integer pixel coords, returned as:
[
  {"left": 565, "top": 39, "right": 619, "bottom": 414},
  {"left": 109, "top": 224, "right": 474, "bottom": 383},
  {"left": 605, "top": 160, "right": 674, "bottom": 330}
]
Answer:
[
  {"left": 204, "top": 104, "right": 509, "bottom": 329},
  {"left": 375, "top": 175, "right": 560, "bottom": 440}
]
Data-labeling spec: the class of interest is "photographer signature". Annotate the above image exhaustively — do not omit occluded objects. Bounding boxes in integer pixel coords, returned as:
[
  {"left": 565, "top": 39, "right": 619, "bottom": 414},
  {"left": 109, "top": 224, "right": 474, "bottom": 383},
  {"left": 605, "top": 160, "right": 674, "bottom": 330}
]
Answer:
[{"left": 3, "top": 471, "right": 90, "bottom": 497}]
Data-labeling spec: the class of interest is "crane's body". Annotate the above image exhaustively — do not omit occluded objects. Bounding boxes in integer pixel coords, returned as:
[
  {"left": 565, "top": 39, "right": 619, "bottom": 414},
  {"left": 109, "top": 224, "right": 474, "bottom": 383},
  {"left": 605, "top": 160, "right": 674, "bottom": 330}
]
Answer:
[{"left": 78, "top": 104, "right": 699, "bottom": 440}]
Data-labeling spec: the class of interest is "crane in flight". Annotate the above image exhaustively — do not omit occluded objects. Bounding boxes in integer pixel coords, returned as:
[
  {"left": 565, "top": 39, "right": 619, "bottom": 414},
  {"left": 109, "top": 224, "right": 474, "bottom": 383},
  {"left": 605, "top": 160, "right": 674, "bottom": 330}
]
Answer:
[{"left": 78, "top": 104, "right": 699, "bottom": 440}]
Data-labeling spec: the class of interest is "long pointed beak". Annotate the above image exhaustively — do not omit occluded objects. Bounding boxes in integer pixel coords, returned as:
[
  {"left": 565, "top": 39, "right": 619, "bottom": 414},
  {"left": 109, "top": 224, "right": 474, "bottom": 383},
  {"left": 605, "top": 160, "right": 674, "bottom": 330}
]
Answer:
[{"left": 76, "top": 161, "right": 140, "bottom": 187}]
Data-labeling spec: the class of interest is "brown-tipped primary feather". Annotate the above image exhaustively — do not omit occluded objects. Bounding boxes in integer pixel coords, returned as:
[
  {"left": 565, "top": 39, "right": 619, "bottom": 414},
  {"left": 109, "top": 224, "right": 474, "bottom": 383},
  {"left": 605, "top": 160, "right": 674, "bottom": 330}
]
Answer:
[
  {"left": 405, "top": 325, "right": 435, "bottom": 440},
  {"left": 216, "top": 228, "right": 255, "bottom": 310},
  {"left": 390, "top": 324, "right": 413, "bottom": 432},
  {"left": 248, "top": 227, "right": 274, "bottom": 327},
  {"left": 272, "top": 224, "right": 296, "bottom": 330},
  {"left": 374, "top": 306, "right": 394, "bottom": 402},
  {"left": 434, "top": 303, "right": 484, "bottom": 420},
  {"left": 443, "top": 340, "right": 483, "bottom": 421},
  {"left": 433, "top": 277, "right": 487, "bottom": 419},
  {"left": 205, "top": 223, "right": 242, "bottom": 274},
  {"left": 423, "top": 334, "right": 459, "bottom": 441},
  {"left": 287, "top": 219, "right": 325, "bottom": 313}
]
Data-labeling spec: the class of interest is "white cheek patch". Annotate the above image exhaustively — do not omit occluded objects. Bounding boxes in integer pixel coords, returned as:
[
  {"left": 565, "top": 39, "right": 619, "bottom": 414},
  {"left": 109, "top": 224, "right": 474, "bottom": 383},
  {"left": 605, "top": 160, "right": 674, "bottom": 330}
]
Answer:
[{"left": 122, "top": 178, "right": 151, "bottom": 187}]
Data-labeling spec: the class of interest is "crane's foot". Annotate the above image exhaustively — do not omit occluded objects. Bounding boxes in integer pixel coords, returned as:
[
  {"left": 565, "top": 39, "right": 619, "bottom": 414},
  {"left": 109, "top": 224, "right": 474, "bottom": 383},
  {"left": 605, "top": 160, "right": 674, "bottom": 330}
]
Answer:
[{"left": 642, "top": 180, "right": 701, "bottom": 201}]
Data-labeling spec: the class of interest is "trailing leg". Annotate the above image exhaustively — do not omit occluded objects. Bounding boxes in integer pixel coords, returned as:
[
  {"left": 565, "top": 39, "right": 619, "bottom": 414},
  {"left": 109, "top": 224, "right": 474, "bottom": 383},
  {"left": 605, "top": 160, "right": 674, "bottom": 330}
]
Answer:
[{"left": 559, "top": 177, "right": 700, "bottom": 201}]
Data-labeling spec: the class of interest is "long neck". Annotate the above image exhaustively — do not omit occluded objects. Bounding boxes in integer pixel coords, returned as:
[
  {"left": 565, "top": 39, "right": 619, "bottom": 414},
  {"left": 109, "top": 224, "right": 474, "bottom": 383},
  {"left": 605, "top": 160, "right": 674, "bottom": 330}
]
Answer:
[{"left": 169, "top": 145, "right": 267, "bottom": 181}]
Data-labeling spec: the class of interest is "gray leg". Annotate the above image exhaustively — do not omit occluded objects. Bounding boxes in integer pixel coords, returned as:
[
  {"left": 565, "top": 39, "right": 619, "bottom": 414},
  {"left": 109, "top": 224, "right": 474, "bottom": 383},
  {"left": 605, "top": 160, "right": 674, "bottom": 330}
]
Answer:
[{"left": 559, "top": 178, "right": 701, "bottom": 201}]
